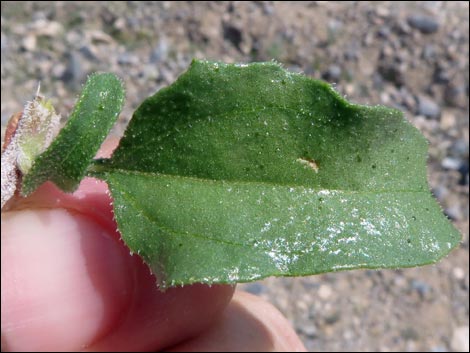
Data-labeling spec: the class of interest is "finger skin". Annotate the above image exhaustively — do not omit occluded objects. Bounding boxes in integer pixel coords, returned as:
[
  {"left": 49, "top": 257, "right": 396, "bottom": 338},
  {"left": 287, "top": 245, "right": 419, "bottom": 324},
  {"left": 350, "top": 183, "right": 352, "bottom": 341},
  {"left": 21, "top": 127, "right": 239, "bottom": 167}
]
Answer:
[
  {"left": 1, "top": 178, "right": 234, "bottom": 352},
  {"left": 170, "top": 291, "right": 307, "bottom": 352},
  {"left": 2, "top": 138, "right": 305, "bottom": 352}
]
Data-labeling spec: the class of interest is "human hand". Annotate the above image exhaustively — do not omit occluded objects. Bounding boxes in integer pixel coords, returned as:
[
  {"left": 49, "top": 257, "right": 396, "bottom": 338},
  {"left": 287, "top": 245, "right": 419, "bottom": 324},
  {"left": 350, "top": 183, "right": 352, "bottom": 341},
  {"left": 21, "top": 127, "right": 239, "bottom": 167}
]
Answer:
[{"left": 1, "top": 139, "right": 306, "bottom": 352}]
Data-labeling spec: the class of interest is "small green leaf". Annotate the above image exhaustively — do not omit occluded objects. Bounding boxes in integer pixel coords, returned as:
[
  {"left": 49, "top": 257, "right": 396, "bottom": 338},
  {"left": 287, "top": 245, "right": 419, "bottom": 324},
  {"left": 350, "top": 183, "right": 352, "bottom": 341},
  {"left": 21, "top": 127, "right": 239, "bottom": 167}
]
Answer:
[
  {"left": 91, "top": 60, "right": 460, "bottom": 288},
  {"left": 22, "top": 73, "right": 125, "bottom": 194}
]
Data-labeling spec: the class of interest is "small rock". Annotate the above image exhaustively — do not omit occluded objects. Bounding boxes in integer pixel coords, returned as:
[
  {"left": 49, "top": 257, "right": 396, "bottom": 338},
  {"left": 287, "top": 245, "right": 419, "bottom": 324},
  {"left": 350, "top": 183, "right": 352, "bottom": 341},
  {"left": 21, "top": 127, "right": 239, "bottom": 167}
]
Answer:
[
  {"left": 0, "top": 33, "right": 7, "bottom": 51},
  {"left": 362, "top": 31, "right": 374, "bottom": 46},
  {"left": 401, "top": 326, "right": 420, "bottom": 340},
  {"left": 417, "top": 95, "right": 441, "bottom": 119},
  {"left": 433, "top": 66, "right": 450, "bottom": 84},
  {"left": 393, "top": 19, "right": 412, "bottom": 35},
  {"left": 158, "top": 67, "right": 175, "bottom": 84},
  {"left": 407, "top": 14, "right": 439, "bottom": 34},
  {"left": 328, "top": 18, "right": 343, "bottom": 34},
  {"left": 372, "top": 72, "right": 384, "bottom": 89},
  {"left": 140, "top": 64, "right": 160, "bottom": 81},
  {"left": 87, "top": 29, "right": 114, "bottom": 44},
  {"left": 401, "top": 92, "right": 417, "bottom": 111},
  {"left": 222, "top": 22, "right": 243, "bottom": 50},
  {"left": 380, "top": 91, "right": 390, "bottom": 104},
  {"left": 422, "top": 44, "right": 437, "bottom": 60},
  {"left": 324, "top": 310, "right": 341, "bottom": 325},
  {"left": 452, "top": 267, "right": 465, "bottom": 280},
  {"left": 322, "top": 65, "right": 341, "bottom": 82},
  {"left": 149, "top": 38, "right": 169, "bottom": 63},
  {"left": 345, "top": 84, "right": 355, "bottom": 96},
  {"left": 375, "top": 5, "right": 390, "bottom": 18},
  {"left": 344, "top": 47, "right": 358, "bottom": 61},
  {"left": 113, "top": 17, "right": 126, "bottom": 31},
  {"left": 318, "top": 284, "right": 332, "bottom": 300},
  {"left": 33, "top": 19, "right": 63, "bottom": 37},
  {"left": 451, "top": 139, "right": 469, "bottom": 157},
  {"left": 51, "top": 62, "right": 66, "bottom": 79},
  {"left": 378, "top": 62, "right": 405, "bottom": 86},
  {"left": 21, "top": 35, "right": 36, "bottom": 51},
  {"left": 444, "top": 84, "right": 467, "bottom": 108},
  {"left": 61, "top": 51, "right": 83, "bottom": 86},
  {"left": 410, "top": 279, "right": 431, "bottom": 299},
  {"left": 242, "top": 282, "right": 266, "bottom": 296},
  {"left": 440, "top": 110, "right": 456, "bottom": 130},
  {"left": 79, "top": 45, "right": 99, "bottom": 62},
  {"left": 451, "top": 326, "right": 469, "bottom": 352},
  {"left": 441, "top": 157, "right": 462, "bottom": 170},
  {"left": 261, "top": 2, "right": 274, "bottom": 15},
  {"left": 298, "top": 323, "right": 317, "bottom": 338},
  {"left": 432, "top": 186, "right": 448, "bottom": 202},
  {"left": 117, "top": 52, "right": 139, "bottom": 66},
  {"left": 458, "top": 162, "right": 469, "bottom": 186},
  {"left": 445, "top": 205, "right": 463, "bottom": 221},
  {"left": 377, "top": 26, "right": 391, "bottom": 39}
]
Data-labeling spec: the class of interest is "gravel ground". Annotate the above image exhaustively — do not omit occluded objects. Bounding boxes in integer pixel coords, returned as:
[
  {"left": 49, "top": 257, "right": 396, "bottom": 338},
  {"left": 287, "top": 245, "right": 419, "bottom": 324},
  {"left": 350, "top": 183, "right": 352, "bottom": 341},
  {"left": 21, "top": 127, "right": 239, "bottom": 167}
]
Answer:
[{"left": 1, "top": 1, "right": 468, "bottom": 351}]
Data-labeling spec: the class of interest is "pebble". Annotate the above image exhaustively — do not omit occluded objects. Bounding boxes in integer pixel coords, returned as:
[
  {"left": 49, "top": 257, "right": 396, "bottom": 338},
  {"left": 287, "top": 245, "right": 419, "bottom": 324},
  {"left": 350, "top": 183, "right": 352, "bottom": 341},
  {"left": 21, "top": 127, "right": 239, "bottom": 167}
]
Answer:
[
  {"left": 407, "top": 14, "right": 439, "bottom": 34},
  {"left": 79, "top": 45, "right": 99, "bottom": 62},
  {"left": 452, "top": 267, "right": 465, "bottom": 280},
  {"left": 117, "top": 52, "right": 139, "bottom": 66},
  {"left": 440, "top": 110, "right": 456, "bottom": 130},
  {"left": 222, "top": 23, "right": 243, "bottom": 50},
  {"left": 417, "top": 95, "right": 441, "bottom": 119},
  {"left": 33, "top": 20, "right": 63, "bottom": 37},
  {"left": 61, "top": 51, "right": 83, "bottom": 86},
  {"left": 445, "top": 205, "right": 463, "bottom": 221},
  {"left": 410, "top": 279, "right": 431, "bottom": 299},
  {"left": 393, "top": 19, "right": 412, "bottom": 35},
  {"left": 149, "top": 38, "right": 169, "bottom": 63},
  {"left": 451, "top": 326, "right": 469, "bottom": 352},
  {"left": 433, "top": 66, "right": 450, "bottom": 84},
  {"left": 378, "top": 63, "right": 405, "bottom": 86},
  {"left": 324, "top": 311, "right": 341, "bottom": 325},
  {"left": 242, "top": 282, "right": 266, "bottom": 296},
  {"left": 318, "top": 284, "right": 333, "bottom": 300},
  {"left": 401, "top": 326, "right": 420, "bottom": 340},
  {"left": 158, "top": 67, "right": 176, "bottom": 84},
  {"left": 422, "top": 44, "right": 437, "bottom": 60},
  {"left": 322, "top": 65, "right": 341, "bottom": 82},
  {"left": 458, "top": 162, "right": 469, "bottom": 186},
  {"left": 87, "top": 29, "right": 114, "bottom": 44},
  {"left": 377, "top": 26, "right": 391, "bottom": 39},
  {"left": 441, "top": 157, "right": 462, "bottom": 171},
  {"left": 140, "top": 64, "right": 160, "bottom": 81},
  {"left": 444, "top": 84, "right": 467, "bottom": 108},
  {"left": 297, "top": 323, "right": 317, "bottom": 338},
  {"left": 21, "top": 35, "right": 36, "bottom": 51},
  {"left": 432, "top": 186, "right": 449, "bottom": 201},
  {"left": 451, "top": 139, "right": 469, "bottom": 157},
  {"left": 0, "top": 33, "right": 7, "bottom": 51}
]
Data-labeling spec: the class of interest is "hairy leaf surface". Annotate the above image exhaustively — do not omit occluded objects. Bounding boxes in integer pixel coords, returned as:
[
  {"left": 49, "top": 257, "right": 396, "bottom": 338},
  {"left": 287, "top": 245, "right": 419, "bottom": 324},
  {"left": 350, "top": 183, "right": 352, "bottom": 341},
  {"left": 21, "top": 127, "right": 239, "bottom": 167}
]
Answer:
[
  {"left": 22, "top": 73, "right": 124, "bottom": 194},
  {"left": 91, "top": 60, "right": 460, "bottom": 288}
]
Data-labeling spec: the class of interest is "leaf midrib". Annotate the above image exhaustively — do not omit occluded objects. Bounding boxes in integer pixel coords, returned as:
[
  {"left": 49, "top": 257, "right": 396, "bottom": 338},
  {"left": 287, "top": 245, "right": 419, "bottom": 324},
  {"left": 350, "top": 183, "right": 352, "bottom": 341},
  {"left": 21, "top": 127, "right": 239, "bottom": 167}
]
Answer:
[{"left": 91, "top": 165, "right": 427, "bottom": 195}]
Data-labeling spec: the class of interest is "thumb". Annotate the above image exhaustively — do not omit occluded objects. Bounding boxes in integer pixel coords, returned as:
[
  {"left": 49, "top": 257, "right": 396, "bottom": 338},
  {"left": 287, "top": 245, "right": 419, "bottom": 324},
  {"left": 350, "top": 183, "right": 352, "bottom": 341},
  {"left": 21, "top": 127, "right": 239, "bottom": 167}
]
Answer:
[
  {"left": 1, "top": 205, "right": 134, "bottom": 351},
  {"left": 1, "top": 138, "right": 235, "bottom": 351}
]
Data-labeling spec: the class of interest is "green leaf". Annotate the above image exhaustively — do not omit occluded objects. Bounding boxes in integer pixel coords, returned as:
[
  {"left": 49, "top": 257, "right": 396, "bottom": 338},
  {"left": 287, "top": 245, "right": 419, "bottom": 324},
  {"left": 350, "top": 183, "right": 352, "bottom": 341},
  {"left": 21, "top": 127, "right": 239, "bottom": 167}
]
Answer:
[
  {"left": 91, "top": 60, "right": 460, "bottom": 289},
  {"left": 22, "top": 73, "right": 125, "bottom": 195}
]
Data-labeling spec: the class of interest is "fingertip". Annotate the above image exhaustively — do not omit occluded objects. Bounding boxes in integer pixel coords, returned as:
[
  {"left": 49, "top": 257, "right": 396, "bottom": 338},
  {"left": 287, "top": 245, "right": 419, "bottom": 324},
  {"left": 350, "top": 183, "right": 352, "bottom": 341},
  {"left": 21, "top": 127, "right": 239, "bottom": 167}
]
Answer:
[
  {"left": 170, "top": 290, "right": 307, "bottom": 352},
  {"left": 1, "top": 208, "right": 236, "bottom": 352},
  {"left": 1, "top": 209, "right": 134, "bottom": 352}
]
